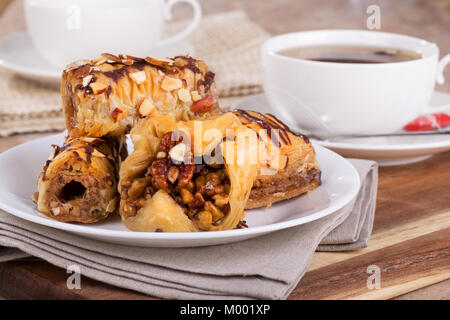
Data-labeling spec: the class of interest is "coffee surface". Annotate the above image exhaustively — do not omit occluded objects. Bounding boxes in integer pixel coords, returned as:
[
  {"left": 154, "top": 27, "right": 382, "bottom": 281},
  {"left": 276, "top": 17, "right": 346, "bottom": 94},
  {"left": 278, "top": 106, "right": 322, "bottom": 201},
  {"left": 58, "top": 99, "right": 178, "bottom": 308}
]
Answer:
[{"left": 278, "top": 45, "right": 422, "bottom": 63}]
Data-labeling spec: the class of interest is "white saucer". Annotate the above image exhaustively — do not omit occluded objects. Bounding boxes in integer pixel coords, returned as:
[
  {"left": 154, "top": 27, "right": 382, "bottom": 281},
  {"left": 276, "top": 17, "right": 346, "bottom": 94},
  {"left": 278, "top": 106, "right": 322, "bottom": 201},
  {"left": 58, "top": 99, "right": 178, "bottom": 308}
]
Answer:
[
  {"left": 0, "top": 133, "right": 359, "bottom": 247},
  {"left": 0, "top": 32, "right": 195, "bottom": 86},
  {"left": 234, "top": 92, "right": 450, "bottom": 166}
]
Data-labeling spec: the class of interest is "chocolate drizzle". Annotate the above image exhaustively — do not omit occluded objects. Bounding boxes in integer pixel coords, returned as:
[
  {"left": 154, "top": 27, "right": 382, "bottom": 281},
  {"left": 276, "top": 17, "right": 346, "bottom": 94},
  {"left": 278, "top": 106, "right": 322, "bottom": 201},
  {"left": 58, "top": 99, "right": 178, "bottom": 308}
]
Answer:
[
  {"left": 197, "top": 71, "right": 215, "bottom": 93},
  {"left": 103, "top": 60, "right": 177, "bottom": 83},
  {"left": 173, "top": 56, "right": 201, "bottom": 73},
  {"left": 234, "top": 110, "right": 310, "bottom": 146}
]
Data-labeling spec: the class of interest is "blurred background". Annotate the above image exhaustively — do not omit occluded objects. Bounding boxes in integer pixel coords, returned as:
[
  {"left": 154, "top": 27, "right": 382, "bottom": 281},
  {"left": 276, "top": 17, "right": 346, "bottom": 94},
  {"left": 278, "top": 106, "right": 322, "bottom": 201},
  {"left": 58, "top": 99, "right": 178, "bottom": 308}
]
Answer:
[
  {"left": 1, "top": 0, "right": 449, "bottom": 90},
  {"left": 0, "top": 0, "right": 449, "bottom": 140}
]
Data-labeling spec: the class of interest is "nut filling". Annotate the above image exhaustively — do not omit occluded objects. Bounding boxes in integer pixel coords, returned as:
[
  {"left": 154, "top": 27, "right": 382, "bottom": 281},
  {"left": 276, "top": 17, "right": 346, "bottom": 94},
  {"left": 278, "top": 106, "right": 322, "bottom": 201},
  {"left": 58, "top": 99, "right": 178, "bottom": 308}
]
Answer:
[{"left": 122, "top": 131, "right": 246, "bottom": 231}]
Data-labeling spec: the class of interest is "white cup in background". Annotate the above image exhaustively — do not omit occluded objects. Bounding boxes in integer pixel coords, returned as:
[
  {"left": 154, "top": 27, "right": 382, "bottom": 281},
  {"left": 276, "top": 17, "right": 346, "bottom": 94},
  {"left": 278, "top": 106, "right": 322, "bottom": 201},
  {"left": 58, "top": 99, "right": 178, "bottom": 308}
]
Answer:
[
  {"left": 261, "top": 30, "right": 450, "bottom": 136},
  {"left": 24, "top": 0, "right": 202, "bottom": 68}
]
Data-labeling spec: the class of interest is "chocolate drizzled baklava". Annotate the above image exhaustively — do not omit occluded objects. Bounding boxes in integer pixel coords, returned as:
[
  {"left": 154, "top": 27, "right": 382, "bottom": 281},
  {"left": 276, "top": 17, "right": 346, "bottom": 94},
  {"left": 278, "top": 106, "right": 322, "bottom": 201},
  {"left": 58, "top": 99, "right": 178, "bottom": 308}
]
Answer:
[
  {"left": 33, "top": 136, "right": 127, "bottom": 223},
  {"left": 62, "top": 54, "right": 220, "bottom": 138}
]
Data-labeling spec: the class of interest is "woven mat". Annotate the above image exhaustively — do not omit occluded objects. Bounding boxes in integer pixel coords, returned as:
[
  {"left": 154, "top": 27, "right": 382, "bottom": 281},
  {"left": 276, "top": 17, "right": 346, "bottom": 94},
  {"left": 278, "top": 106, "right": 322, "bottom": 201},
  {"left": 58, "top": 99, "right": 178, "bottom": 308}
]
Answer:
[{"left": 0, "top": 5, "right": 269, "bottom": 136}]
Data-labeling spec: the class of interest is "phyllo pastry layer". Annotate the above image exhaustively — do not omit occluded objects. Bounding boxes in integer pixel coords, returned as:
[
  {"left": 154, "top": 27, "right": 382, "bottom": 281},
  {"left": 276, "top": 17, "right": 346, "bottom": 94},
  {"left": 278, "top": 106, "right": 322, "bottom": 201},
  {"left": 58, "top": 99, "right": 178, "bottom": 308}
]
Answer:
[{"left": 233, "top": 110, "right": 321, "bottom": 209}]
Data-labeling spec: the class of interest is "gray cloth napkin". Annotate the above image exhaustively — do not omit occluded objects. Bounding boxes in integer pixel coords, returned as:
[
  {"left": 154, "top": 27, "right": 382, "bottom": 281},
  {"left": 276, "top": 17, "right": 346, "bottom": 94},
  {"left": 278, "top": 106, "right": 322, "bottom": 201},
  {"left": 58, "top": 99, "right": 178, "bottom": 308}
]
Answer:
[{"left": 0, "top": 159, "right": 377, "bottom": 299}]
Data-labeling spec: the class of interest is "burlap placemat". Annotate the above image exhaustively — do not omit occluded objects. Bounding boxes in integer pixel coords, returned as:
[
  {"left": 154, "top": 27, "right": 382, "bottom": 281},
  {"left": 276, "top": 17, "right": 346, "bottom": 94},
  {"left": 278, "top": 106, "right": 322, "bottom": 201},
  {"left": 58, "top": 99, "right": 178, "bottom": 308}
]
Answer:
[{"left": 0, "top": 2, "right": 269, "bottom": 136}]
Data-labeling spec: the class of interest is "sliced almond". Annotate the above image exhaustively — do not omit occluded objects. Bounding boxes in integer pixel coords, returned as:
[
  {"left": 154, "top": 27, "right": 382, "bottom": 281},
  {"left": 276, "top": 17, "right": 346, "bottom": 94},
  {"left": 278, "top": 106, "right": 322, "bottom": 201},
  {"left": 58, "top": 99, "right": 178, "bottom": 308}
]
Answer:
[
  {"left": 190, "top": 90, "right": 202, "bottom": 102},
  {"left": 161, "top": 77, "right": 182, "bottom": 91},
  {"left": 111, "top": 107, "right": 127, "bottom": 122},
  {"left": 101, "top": 53, "right": 121, "bottom": 63},
  {"left": 92, "top": 56, "right": 107, "bottom": 65},
  {"left": 138, "top": 98, "right": 155, "bottom": 118},
  {"left": 129, "top": 71, "right": 146, "bottom": 84},
  {"left": 51, "top": 207, "right": 61, "bottom": 216},
  {"left": 145, "top": 56, "right": 173, "bottom": 66},
  {"left": 82, "top": 75, "right": 93, "bottom": 87},
  {"left": 65, "top": 59, "right": 90, "bottom": 72},
  {"left": 169, "top": 143, "right": 186, "bottom": 162},
  {"left": 122, "top": 59, "right": 134, "bottom": 66},
  {"left": 80, "top": 137, "right": 98, "bottom": 143},
  {"left": 92, "top": 149, "right": 106, "bottom": 158},
  {"left": 106, "top": 199, "right": 117, "bottom": 212},
  {"left": 90, "top": 82, "right": 108, "bottom": 94},
  {"left": 73, "top": 64, "right": 91, "bottom": 78},
  {"left": 178, "top": 88, "right": 191, "bottom": 103}
]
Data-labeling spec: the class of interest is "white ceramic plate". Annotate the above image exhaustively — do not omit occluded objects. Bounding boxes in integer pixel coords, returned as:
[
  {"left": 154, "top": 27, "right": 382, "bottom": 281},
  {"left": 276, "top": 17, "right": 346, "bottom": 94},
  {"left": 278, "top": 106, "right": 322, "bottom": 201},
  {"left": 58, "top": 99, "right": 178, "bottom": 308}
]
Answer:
[
  {"left": 0, "top": 32, "right": 195, "bottom": 87},
  {"left": 234, "top": 92, "right": 450, "bottom": 166},
  {"left": 0, "top": 133, "right": 360, "bottom": 247}
]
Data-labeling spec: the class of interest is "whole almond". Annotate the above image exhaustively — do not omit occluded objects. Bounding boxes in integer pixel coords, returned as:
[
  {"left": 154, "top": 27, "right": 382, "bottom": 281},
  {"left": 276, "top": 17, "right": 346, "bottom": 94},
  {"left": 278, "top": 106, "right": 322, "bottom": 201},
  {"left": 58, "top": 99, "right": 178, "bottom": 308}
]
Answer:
[{"left": 190, "top": 95, "right": 214, "bottom": 113}]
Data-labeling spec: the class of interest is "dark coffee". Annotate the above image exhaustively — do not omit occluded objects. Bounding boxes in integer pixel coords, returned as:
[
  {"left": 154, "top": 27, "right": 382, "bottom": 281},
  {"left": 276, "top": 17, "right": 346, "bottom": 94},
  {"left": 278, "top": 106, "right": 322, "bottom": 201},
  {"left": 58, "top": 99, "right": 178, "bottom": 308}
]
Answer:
[{"left": 278, "top": 45, "right": 422, "bottom": 64}]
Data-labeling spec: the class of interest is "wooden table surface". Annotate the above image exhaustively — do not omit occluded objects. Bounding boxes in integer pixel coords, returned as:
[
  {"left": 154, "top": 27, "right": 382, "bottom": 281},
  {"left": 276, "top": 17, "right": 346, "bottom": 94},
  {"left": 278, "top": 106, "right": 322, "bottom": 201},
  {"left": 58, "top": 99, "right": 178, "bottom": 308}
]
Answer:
[{"left": 0, "top": 0, "right": 449, "bottom": 300}]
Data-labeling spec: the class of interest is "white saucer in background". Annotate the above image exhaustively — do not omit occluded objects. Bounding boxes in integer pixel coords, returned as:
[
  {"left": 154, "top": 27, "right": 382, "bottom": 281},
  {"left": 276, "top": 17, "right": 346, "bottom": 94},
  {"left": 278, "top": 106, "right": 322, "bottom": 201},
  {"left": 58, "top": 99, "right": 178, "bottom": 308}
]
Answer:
[
  {"left": 234, "top": 92, "right": 450, "bottom": 166},
  {"left": 0, "top": 32, "right": 195, "bottom": 86}
]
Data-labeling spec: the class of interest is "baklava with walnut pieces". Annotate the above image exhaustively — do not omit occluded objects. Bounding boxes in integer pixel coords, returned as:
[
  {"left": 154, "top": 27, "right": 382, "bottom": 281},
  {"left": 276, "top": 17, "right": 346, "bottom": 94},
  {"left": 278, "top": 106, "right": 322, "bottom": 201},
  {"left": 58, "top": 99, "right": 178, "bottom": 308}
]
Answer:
[{"left": 118, "top": 113, "right": 258, "bottom": 232}]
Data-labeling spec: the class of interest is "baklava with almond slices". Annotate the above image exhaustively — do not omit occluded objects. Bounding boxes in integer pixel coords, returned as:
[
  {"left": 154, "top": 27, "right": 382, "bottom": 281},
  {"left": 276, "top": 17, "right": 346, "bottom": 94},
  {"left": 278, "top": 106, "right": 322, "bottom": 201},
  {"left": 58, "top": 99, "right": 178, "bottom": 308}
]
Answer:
[{"left": 62, "top": 54, "right": 220, "bottom": 138}]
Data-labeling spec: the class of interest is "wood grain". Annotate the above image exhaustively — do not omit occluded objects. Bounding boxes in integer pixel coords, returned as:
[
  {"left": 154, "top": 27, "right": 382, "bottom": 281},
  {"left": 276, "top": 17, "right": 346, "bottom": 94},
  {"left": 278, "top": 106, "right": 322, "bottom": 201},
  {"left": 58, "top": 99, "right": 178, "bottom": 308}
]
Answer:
[
  {"left": 290, "top": 229, "right": 450, "bottom": 300},
  {"left": 0, "top": 261, "right": 152, "bottom": 300}
]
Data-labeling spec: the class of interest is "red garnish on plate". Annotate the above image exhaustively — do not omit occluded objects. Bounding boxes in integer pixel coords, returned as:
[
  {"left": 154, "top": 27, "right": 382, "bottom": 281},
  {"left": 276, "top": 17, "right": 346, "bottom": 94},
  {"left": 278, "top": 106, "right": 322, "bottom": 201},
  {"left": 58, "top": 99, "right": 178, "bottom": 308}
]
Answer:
[{"left": 404, "top": 113, "right": 450, "bottom": 132}]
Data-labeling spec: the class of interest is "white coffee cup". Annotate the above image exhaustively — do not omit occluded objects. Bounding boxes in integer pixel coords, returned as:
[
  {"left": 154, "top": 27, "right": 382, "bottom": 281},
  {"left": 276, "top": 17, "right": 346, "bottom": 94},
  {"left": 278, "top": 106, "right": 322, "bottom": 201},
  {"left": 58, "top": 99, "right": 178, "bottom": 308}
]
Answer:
[
  {"left": 261, "top": 30, "right": 450, "bottom": 136},
  {"left": 24, "top": 0, "right": 202, "bottom": 68}
]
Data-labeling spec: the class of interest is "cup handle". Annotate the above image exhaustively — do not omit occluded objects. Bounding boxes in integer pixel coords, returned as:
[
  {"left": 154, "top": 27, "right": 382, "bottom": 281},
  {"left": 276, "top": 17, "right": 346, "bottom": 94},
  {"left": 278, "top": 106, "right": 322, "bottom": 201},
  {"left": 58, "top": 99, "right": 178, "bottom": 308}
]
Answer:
[
  {"left": 436, "top": 53, "right": 450, "bottom": 85},
  {"left": 422, "top": 54, "right": 450, "bottom": 114},
  {"left": 156, "top": 0, "right": 202, "bottom": 47}
]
